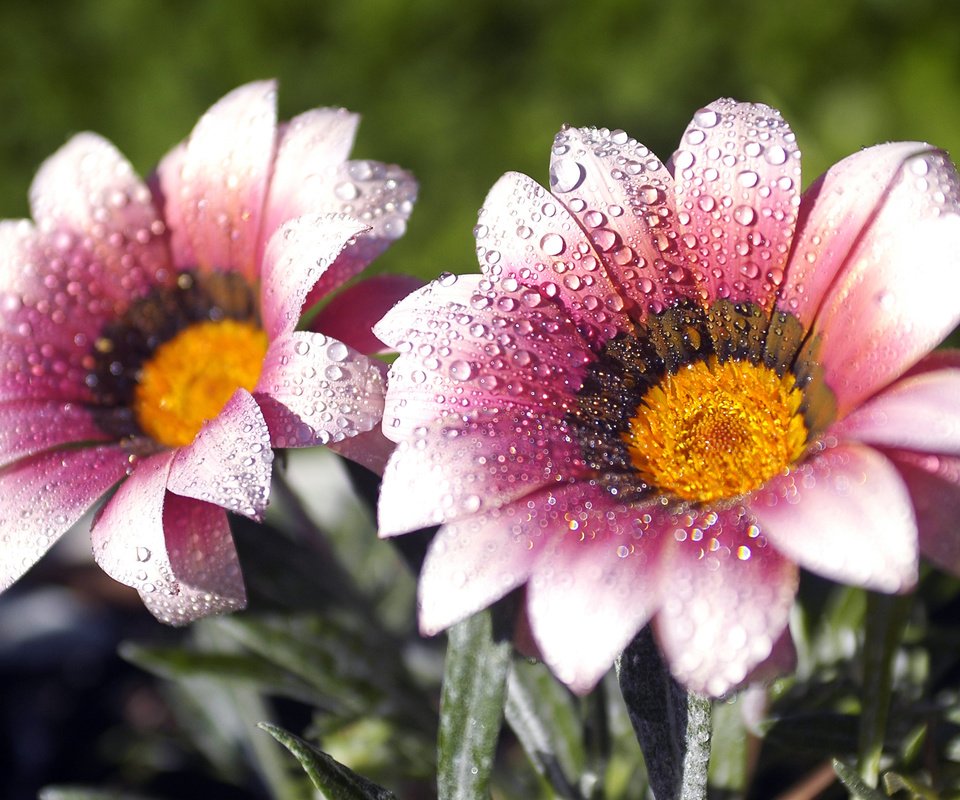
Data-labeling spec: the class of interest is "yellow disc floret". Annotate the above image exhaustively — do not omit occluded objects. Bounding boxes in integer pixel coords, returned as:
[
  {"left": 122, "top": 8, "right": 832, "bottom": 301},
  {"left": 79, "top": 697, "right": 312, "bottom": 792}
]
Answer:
[
  {"left": 624, "top": 357, "right": 808, "bottom": 503},
  {"left": 133, "top": 319, "right": 269, "bottom": 448}
]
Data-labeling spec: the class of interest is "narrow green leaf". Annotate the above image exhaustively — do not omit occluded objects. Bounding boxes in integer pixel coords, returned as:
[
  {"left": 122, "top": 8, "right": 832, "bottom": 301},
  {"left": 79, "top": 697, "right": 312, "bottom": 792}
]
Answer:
[
  {"left": 119, "top": 641, "right": 321, "bottom": 705},
  {"left": 858, "top": 592, "right": 912, "bottom": 787},
  {"left": 505, "top": 660, "right": 586, "bottom": 800},
  {"left": 259, "top": 722, "right": 397, "bottom": 800},
  {"left": 833, "top": 759, "right": 888, "bottom": 800},
  {"left": 616, "top": 627, "right": 711, "bottom": 800},
  {"left": 883, "top": 771, "right": 941, "bottom": 799},
  {"left": 438, "top": 607, "right": 513, "bottom": 800}
]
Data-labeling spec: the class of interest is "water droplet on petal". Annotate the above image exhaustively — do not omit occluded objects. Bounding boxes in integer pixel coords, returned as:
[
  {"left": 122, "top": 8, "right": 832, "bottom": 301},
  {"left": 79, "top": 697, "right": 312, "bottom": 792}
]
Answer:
[
  {"left": 540, "top": 233, "right": 566, "bottom": 256},
  {"left": 550, "top": 158, "right": 586, "bottom": 193}
]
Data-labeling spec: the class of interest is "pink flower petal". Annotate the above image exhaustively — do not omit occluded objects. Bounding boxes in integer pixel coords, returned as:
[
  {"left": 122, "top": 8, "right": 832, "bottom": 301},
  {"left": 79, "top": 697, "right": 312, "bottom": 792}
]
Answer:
[
  {"left": 159, "top": 81, "right": 278, "bottom": 281},
  {"left": 779, "top": 142, "right": 937, "bottom": 327},
  {"left": 0, "top": 333, "right": 94, "bottom": 403},
  {"left": 263, "top": 109, "right": 416, "bottom": 304},
  {"left": 261, "top": 107, "right": 360, "bottom": 248},
  {"left": 91, "top": 450, "right": 245, "bottom": 624},
  {"left": 0, "top": 445, "right": 130, "bottom": 592},
  {"left": 259, "top": 214, "right": 368, "bottom": 340},
  {"left": 254, "top": 331, "right": 384, "bottom": 448},
  {"left": 146, "top": 493, "right": 246, "bottom": 625},
  {"left": 376, "top": 273, "right": 592, "bottom": 441},
  {"left": 888, "top": 451, "right": 960, "bottom": 575},
  {"left": 301, "top": 160, "right": 417, "bottom": 308},
  {"left": 474, "top": 172, "right": 633, "bottom": 341},
  {"left": 549, "top": 125, "right": 687, "bottom": 317},
  {"left": 417, "top": 495, "right": 552, "bottom": 635},
  {"left": 788, "top": 145, "right": 960, "bottom": 415},
  {"left": 671, "top": 99, "right": 801, "bottom": 308},
  {"left": 151, "top": 142, "right": 196, "bottom": 270},
  {"left": 27, "top": 133, "right": 169, "bottom": 304},
  {"left": 378, "top": 409, "right": 585, "bottom": 536},
  {"left": 526, "top": 487, "right": 667, "bottom": 694},
  {"left": 325, "top": 425, "right": 396, "bottom": 476},
  {"left": 653, "top": 506, "right": 798, "bottom": 697},
  {"left": 311, "top": 273, "right": 423, "bottom": 355},
  {"left": 750, "top": 442, "right": 918, "bottom": 592},
  {"left": 167, "top": 389, "right": 273, "bottom": 520},
  {"left": 832, "top": 367, "right": 960, "bottom": 454},
  {"left": 0, "top": 399, "right": 111, "bottom": 467}
]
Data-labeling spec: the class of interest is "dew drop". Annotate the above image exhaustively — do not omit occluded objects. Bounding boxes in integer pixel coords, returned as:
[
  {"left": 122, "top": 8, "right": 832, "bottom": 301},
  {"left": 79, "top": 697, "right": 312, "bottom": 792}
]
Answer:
[
  {"left": 764, "top": 145, "right": 788, "bottom": 165},
  {"left": 540, "top": 233, "right": 566, "bottom": 256},
  {"left": 733, "top": 205, "right": 756, "bottom": 226},
  {"left": 449, "top": 360, "right": 474, "bottom": 381},
  {"left": 693, "top": 107, "right": 720, "bottom": 128},
  {"left": 550, "top": 158, "right": 586, "bottom": 193}
]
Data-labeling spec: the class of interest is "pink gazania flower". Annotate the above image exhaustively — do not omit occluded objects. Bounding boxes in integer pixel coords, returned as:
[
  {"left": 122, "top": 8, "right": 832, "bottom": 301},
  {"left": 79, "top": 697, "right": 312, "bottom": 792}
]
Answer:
[
  {"left": 375, "top": 98, "right": 960, "bottom": 696},
  {"left": 0, "top": 81, "right": 418, "bottom": 624}
]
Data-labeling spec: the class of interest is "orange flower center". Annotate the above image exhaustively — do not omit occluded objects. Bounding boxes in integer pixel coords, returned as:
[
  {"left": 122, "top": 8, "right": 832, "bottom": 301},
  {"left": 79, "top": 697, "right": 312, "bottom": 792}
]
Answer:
[
  {"left": 133, "top": 319, "right": 268, "bottom": 447},
  {"left": 623, "top": 357, "right": 808, "bottom": 503}
]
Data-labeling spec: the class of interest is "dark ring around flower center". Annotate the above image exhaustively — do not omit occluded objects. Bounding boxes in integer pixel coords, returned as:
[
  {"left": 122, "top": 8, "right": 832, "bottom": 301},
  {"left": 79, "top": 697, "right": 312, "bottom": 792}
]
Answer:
[
  {"left": 567, "top": 299, "right": 835, "bottom": 505},
  {"left": 86, "top": 270, "right": 259, "bottom": 440}
]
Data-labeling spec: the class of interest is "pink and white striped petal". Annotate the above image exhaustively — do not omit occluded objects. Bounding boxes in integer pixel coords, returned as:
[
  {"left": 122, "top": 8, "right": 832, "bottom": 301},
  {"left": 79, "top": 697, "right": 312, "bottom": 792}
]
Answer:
[
  {"left": 671, "top": 99, "right": 801, "bottom": 309},
  {"left": 788, "top": 145, "right": 960, "bottom": 415},
  {"left": 778, "top": 142, "right": 937, "bottom": 327},
  {"left": 549, "top": 125, "right": 687, "bottom": 318},
  {"left": 168, "top": 389, "right": 273, "bottom": 520},
  {"left": 377, "top": 274, "right": 592, "bottom": 441},
  {"left": 378, "top": 409, "right": 585, "bottom": 536},
  {"left": 654, "top": 506, "right": 798, "bottom": 696},
  {"left": 159, "top": 81, "right": 278, "bottom": 281},
  {"left": 888, "top": 451, "right": 960, "bottom": 575},
  {"left": 259, "top": 214, "right": 368, "bottom": 340},
  {"left": 526, "top": 487, "right": 667, "bottom": 694},
  {"left": 832, "top": 367, "right": 960, "bottom": 455},
  {"left": 311, "top": 272, "right": 423, "bottom": 355},
  {"left": 0, "top": 333, "right": 94, "bottom": 404},
  {"left": 260, "top": 107, "right": 360, "bottom": 249},
  {"left": 254, "top": 331, "right": 384, "bottom": 448},
  {"left": 0, "top": 399, "right": 111, "bottom": 467},
  {"left": 474, "top": 172, "right": 633, "bottom": 342},
  {"left": 418, "top": 495, "right": 552, "bottom": 635},
  {"left": 0, "top": 445, "right": 130, "bottom": 592},
  {"left": 91, "top": 450, "right": 245, "bottom": 625},
  {"left": 144, "top": 494, "right": 246, "bottom": 625},
  {"left": 28, "top": 133, "right": 169, "bottom": 305},
  {"left": 750, "top": 442, "right": 918, "bottom": 592},
  {"left": 276, "top": 157, "right": 417, "bottom": 309}
]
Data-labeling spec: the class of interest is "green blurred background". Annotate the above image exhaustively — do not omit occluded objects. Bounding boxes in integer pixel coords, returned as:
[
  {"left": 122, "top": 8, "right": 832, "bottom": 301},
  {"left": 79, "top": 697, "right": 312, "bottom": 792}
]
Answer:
[{"left": 1, "top": 0, "right": 959, "bottom": 285}]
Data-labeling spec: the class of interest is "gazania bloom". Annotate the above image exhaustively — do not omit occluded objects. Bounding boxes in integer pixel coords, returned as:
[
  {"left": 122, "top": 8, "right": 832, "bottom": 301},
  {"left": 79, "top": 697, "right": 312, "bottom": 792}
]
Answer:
[
  {"left": 0, "top": 81, "right": 416, "bottom": 623},
  {"left": 376, "top": 99, "right": 960, "bottom": 696}
]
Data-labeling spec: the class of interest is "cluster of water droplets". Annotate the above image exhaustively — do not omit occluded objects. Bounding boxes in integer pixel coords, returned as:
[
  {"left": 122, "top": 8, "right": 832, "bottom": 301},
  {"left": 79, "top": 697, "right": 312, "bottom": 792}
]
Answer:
[
  {"left": 166, "top": 400, "right": 274, "bottom": 520},
  {"left": 381, "top": 272, "right": 594, "bottom": 441},
  {"left": 0, "top": 446, "right": 129, "bottom": 591},
  {"left": 2, "top": 136, "right": 172, "bottom": 403},
  {"left": 259, "top": 332, "right": 384, "bottom": 448},
  {"left": 328, "top": 159, "right": 416, "bottom": 243},
  {"left": 472, "top": 172, "right": 632, "bottom": 342},
  {"left": 548, "top": 124, "right": 693, "bottom": 315},
  {"left": 668, "top": 100, "right": 802, "bottom": 306}
]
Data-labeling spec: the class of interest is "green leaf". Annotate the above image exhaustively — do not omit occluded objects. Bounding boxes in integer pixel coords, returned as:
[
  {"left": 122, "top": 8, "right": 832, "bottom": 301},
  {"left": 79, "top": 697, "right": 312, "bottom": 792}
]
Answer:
[
  {"left": 259, "top": 722, "right": 397, "bottom": 800},
  {"left": 119, "top": 641, "right": 322, "bottom": 705},
  {"left": 438, "top": 607, "right": 513, "bottom": 800},
  {"left": 858, "top": 592, "right": 913, "bottom": 787},
  {"left": 616, "top": 627, "right": 712, "bottom": 800},
  {"left": 833, "top": 759, "right": 888, "bottom": 800},
  {"left": 505, "top": 660, "right": 586, "bottom": 800},
  {"left": 883, "top": 771, "right": 941, "bottom": 799}
]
